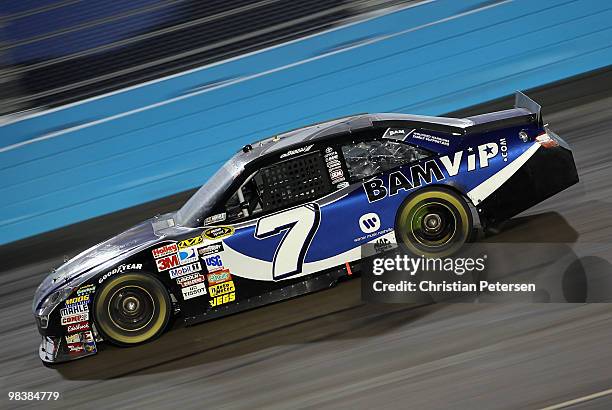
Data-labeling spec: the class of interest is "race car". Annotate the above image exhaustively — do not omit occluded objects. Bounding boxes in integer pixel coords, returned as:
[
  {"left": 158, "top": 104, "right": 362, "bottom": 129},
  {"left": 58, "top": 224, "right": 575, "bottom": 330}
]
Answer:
[{"left": 33, "top": 92, "right": 578, "bottom": 363}]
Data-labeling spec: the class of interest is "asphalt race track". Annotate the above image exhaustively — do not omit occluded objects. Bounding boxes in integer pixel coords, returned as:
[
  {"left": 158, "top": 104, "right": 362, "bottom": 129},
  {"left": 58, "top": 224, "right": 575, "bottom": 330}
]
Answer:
[{"left": 2, "top": 67, "right": 612, "bottom": 409}]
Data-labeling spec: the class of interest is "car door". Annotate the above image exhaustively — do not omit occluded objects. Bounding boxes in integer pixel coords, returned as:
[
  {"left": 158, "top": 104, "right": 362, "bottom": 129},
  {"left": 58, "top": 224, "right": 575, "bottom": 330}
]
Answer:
[{"left": 215, "top": 149, "right": 335, "bottom": 285}]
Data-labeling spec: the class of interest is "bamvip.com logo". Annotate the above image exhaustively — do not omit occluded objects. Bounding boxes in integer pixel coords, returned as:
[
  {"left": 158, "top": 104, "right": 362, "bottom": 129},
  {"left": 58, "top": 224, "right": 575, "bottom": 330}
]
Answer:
[{"left": 156, "top": 254, "right": 180, "bottom": 272}]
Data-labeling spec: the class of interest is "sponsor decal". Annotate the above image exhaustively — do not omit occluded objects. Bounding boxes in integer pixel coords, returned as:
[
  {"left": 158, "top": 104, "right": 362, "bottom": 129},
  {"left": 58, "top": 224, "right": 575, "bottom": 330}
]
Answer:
[
  {"left": 209, "top": 292, "right": 236, "bottom": 307},
  {"left": 99, "top": 263, "right": 143, "bottom": 284},
  {"left": 77, "top": 284, "right": 96, "bottom": 296},
  {"left": 177, "top": 273, "right": 206, "bottom": 288},
  {"left": 168, "top": 262, "right": 202, "bottom": 279},
  {"left": 61, "top": 312, "right": 89, "bottom": 325},
  {"left": 359, "top": 213, "right": 381, "bottom": 234},
  {"left": 82, "top": 331, "right": 94, "bottom": 343},
  {"left": 67, "top": 322, "right": 90, "bottom": 333},
  {"left": 181, "top": 282, "right": 207, "bottom": 300},
  {"left": 411, "top": 131, "right": 450, "bottom": 146},
  {"left": 330, "top": 169, "right": 344, "bottom": 180},
  {"left": 65, "top": 333, "right": 82, "bottom": 344},
  {"left": 337, "top": 181, "right": 350, "bottom": 189},
  {"left": 152, "top": 243, "right": 178, "bottom": 259},
  {"left": 178, "top": 236, "right": 203, "bottom": 249},
  {"left": 374, "top": 237, "right": 393, "bottom": 253},
  {"left": 500, "top": 138, "right": 508, "bottom": 161},
  {"left": 203, "top": 226, "right": 234, "bottom": 240},
  {"left": 198, "top": 242, "right": 224, "bottom": 257},
  {"left": 280, "top": 144, "right": 313, "bottom": 159},
  {"left": 203, "top": 212, "right": 227, "bottom": 225},
  {"left": 179, "top": 247, "right": 199, "bottom": 264},
  {"left": 203, "top": 254, "right": 224, "bottom": 272},
  {"left": 324, "top": 147, "right": 347, "bottom": 188},
  {"left": 363, "top": 141, "right": 503, "bottom": 203},
  {"left": 65, "top": 295, "right": 89, "bottom": 306},
  {"left": 60, "top": 303, "right": 88, "bottom": 318},
  {"left": 84, "top": 341, "right": 97, "bottom": 353},
  {"left": 209, "top": 281, "right": 235, "bottom": 297},
  {"left": 67, "top": 343, "right": 84, "bottom": 354},
  {"left": 156, "top": 254, "right": 180, "bottom": 272},
  {"left": 207, "top": 269, "right": 232, "bottom": 285}
]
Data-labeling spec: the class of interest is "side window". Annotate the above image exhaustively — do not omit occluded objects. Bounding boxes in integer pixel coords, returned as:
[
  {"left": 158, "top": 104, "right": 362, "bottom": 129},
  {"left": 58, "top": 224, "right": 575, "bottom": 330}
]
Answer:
[
  {"left": 341, "top": 139, "right": 430, "bottom": 181},
  {"left": 223, "top": 151, "right": 332, "bottom": 221}
]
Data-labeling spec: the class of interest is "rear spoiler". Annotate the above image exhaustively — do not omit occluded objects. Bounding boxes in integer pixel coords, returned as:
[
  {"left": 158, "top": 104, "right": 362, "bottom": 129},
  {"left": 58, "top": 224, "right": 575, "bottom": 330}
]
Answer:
[{"left": 514, "top": 91, "right": 542, "bottom": 125}]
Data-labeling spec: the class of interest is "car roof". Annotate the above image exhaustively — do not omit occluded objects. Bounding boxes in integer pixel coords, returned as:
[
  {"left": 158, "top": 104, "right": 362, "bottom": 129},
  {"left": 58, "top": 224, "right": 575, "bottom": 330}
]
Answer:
[{"left": 243, "top": 113, "right": 472, "bottom": 159}]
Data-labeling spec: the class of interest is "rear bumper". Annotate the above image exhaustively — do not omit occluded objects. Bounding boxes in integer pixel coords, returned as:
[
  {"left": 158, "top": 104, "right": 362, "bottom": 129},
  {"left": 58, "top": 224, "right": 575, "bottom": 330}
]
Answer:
[{"left": 477, "top": 143, "right": 579, "bottom": 226}]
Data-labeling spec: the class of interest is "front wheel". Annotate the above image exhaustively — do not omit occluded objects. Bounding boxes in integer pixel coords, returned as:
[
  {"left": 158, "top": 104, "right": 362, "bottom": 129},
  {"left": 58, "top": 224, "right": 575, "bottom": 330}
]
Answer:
[
  {"left": 395, "top": 187, "right": 473, "bottom": 257},
  {"left": 94, "top": 272, "right": 171, "bottom": 346}
]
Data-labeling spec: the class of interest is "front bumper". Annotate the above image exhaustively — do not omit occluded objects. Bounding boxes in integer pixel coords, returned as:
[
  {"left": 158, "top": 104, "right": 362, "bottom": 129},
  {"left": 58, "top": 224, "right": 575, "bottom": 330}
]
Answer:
[{"left": 39, "top": 335, "right": 98, "bottom": 364}]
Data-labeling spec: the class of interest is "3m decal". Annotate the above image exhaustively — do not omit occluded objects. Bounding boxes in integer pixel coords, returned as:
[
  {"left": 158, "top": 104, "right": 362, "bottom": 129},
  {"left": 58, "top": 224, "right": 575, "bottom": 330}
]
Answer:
[
  {"left": 198, "top": 242, "right": 224, "bottom": 257},
  {"left": 99, "top": 263, "right": 143, "bottom": 283},
  {"left": 168, "top": 262, "right": 201, "bottom": 279},
  {"left": 203, "top": 226, "right": 234, "bottom": 240},
  {"left": 209, "top": 281, "right": 235, "bottom": 297},
  {"left": 181, "top": 282, "right": 207, "bottom": 300},
  {"left": 255, "top": 203, "right": 320, "bottom": 280},
  {"left": 179, "top": 247, "right": 199, "bottom": 264},
  {"left": 207, "top": 269, "right": 232, "bottom": 285},
  {"left": 156, "top": 254, "right": 180, "bottom": 272},
  {"left": 177, "top": 236, "right": 203, "bottom": 249},
  {"left": 152, "top": 243, "right": 178, "bottom": 258},
  {"left": 204, "top": 254, "right": 224, "bottom": 272}
]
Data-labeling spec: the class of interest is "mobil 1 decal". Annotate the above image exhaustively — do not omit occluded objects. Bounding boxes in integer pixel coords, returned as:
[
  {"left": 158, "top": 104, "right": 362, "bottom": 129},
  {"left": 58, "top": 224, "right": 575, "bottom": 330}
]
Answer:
[{"left": 364, "top": 140, "right": 503, "bottom": 202}]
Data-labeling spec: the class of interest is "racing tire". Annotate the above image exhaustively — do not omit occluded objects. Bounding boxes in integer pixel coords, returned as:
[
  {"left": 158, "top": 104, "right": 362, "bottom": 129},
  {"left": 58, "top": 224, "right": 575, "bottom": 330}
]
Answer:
[
  {"left": 94, "top": 273, "right": 171, "bottom": 346},
  {"left": 395, "top": 187, "right": 473, "bottom": 257}
]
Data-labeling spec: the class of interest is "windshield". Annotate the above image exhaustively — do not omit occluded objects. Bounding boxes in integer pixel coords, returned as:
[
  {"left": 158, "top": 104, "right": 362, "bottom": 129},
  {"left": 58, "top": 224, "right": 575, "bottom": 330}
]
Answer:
[{"left": 176, "top": 154, "right": 245, "bottom": 226}]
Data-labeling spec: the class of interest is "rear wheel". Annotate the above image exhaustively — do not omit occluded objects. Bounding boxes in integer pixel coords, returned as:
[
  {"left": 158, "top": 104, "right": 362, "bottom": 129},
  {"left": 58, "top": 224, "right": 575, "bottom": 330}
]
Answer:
[
  {"left": 94, "top": 273, "right": 171, "bottom": 346},
  {"left": 395, "top": 187, "right": 473, "bottom": 257}
]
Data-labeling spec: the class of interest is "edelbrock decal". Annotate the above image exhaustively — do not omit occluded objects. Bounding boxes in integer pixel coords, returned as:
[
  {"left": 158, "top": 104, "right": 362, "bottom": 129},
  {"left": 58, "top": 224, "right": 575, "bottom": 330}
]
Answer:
[{"left": 280, "top": 144, "right": 313, "bottom": 159}]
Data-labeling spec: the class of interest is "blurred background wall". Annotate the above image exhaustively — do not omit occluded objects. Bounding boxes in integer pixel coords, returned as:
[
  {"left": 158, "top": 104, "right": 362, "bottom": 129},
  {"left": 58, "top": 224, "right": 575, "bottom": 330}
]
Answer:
[{"left": 0, "top": 0, "right": 611, "bottom": 245}]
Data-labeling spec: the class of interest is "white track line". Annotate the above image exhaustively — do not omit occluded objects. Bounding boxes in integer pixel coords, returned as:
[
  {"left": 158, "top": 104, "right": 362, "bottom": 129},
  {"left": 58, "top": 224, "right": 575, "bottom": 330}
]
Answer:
[{"left": 539, "top": 387, "right": 612, "bottom": 410}]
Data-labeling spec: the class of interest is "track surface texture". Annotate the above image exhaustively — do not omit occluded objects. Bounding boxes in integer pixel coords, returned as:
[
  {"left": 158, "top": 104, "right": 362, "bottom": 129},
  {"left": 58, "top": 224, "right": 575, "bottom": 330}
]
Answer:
[{"left": 2, "top": 67, "right": 612, "bottom": 409}]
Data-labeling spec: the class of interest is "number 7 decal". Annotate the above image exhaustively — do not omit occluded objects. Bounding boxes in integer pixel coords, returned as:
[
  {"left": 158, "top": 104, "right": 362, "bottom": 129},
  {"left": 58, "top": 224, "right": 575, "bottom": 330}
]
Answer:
[{"left": 255, "top": 203, "right": 321, "bottom": 280}]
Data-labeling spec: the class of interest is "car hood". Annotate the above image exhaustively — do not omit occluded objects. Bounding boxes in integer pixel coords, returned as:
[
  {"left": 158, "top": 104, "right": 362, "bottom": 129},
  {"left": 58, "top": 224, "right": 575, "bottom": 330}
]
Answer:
[{"left": 33, "top": 219, "right": 162, "bottom": 311}]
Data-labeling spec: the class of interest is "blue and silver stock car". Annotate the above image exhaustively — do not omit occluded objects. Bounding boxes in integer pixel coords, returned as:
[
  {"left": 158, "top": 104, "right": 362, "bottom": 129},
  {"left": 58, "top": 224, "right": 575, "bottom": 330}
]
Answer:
[{"left": 33, "top": 92, "right": 578, "bottom": 363}]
